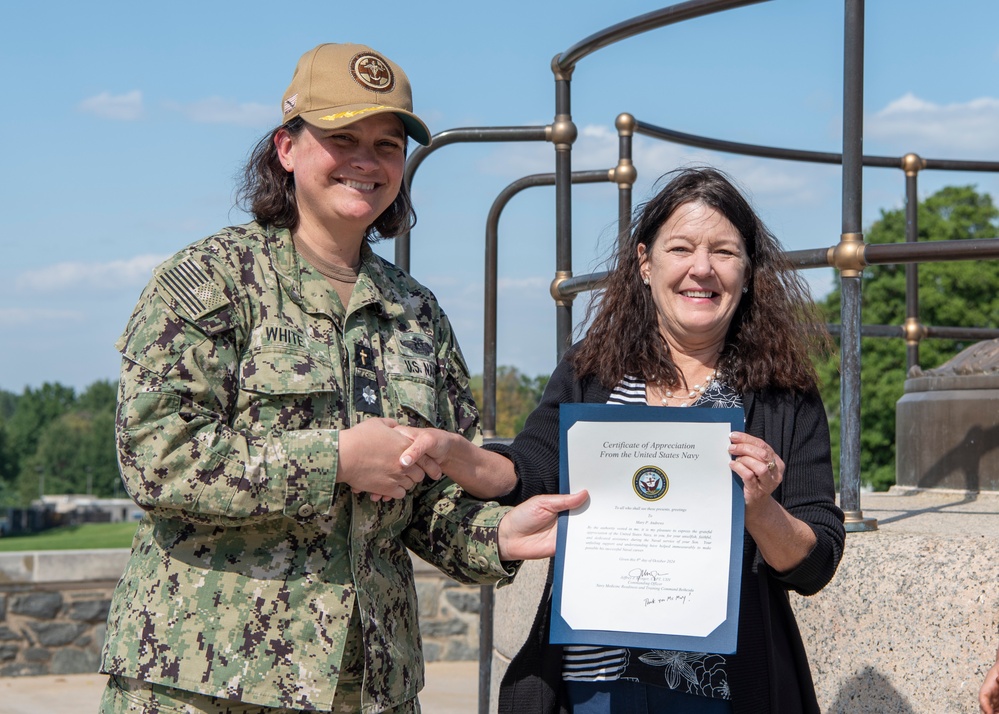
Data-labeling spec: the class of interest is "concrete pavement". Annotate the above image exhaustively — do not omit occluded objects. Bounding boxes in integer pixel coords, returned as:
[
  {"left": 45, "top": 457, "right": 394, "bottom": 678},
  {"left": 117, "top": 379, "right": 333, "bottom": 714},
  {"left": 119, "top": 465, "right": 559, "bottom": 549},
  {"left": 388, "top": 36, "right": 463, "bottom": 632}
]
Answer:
[{"left": 0, "top": 660, "right": 479, "bottom": 714}]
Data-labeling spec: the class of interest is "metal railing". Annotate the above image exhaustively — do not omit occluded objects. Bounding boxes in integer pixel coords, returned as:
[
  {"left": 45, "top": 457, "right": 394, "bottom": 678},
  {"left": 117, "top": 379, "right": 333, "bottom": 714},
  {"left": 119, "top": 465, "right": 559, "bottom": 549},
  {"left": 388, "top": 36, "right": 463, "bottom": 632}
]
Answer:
[{"left": 396, "top": 2, "right": 999, "bottom": 710}]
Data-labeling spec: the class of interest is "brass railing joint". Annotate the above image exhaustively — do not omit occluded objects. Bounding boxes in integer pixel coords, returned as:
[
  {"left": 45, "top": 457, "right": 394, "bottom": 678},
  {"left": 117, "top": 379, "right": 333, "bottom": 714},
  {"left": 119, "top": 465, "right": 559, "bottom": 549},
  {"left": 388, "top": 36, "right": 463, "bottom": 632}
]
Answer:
[
  {"left": 551, "top": 54, "right": 574, "bottom": 82},
  {"left": 903, "top": 317, "right": 928, "bottom": 345},
  {"left": 609, "top": 159, "right": 637, "bottom": 188},
  {"left": 829, "top": 232, "right": 867, "bottom": 278},
  {"left": 550, "top": 271, "right": 574, "bottom": 306},
  {"left": 615, "top": 113, "right": 636, "bottom": 136},
  {"left": 550, "top": 115, "right": 577, "bottom": 150},
  {"left": 901, "top": 152, "right": 927, "bottom": 177},
  {"left": 843, "top": 510, "right": 879, "bottom": 532}
]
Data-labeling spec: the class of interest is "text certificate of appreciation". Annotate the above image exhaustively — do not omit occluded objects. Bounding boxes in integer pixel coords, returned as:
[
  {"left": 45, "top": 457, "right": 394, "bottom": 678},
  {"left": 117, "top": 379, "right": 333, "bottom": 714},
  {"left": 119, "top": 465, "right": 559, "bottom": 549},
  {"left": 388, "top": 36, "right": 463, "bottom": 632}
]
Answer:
[{"left": 550, "top": 403, "right": 745, "bottom": 654}]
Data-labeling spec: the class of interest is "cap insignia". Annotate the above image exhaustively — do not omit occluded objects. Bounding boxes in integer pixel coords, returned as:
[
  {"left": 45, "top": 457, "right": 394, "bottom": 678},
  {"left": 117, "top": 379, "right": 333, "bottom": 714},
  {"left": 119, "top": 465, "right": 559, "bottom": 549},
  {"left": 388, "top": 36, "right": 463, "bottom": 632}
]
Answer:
[{"left": 349, "top": 53, "right": 395, "bottom": 93}]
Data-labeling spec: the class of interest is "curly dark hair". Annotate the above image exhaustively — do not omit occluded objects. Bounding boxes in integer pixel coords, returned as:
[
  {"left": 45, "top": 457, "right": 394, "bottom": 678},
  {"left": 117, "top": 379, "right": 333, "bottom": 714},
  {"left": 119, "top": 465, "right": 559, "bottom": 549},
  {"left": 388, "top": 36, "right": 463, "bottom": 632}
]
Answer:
[
  {"left": 235, "top": 117, "right": 417, "bottom": 241},
  {"left": 572, "top": 166, "right": 830, "bottom": 394}
]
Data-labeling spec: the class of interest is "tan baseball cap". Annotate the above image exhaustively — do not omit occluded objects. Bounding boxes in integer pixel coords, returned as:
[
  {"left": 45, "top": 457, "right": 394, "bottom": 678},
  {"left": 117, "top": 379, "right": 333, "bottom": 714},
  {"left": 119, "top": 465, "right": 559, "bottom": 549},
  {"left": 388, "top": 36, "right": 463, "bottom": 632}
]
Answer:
[{"left": 281, "top": 43, "right": 431, "bottom": 146}]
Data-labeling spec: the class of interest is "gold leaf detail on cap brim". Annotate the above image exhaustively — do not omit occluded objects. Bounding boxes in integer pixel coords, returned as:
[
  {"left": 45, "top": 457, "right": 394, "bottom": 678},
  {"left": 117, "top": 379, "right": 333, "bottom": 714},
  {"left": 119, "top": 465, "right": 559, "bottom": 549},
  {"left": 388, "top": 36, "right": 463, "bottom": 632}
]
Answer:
[{"left": 318, "top": 106, "right": 384, "bottom": 122}]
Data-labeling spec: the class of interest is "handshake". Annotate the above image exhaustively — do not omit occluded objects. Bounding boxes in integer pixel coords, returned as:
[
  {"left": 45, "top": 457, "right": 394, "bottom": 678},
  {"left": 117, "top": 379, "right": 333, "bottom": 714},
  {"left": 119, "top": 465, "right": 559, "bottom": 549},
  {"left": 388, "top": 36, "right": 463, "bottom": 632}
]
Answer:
[
  {"left": 336, "top": 417, "right": 586, "bottom": 562},
  {"left": 337, "top": 417, "right": 509, "bottom": 501}
]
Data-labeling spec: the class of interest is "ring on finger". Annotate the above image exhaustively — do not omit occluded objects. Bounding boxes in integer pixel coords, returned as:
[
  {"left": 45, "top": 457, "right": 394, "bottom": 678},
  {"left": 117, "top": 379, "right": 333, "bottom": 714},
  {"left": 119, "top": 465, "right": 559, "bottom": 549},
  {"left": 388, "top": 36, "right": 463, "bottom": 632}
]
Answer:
[{"left": 767, "top": 459, "right": 776, "bottom": 472}]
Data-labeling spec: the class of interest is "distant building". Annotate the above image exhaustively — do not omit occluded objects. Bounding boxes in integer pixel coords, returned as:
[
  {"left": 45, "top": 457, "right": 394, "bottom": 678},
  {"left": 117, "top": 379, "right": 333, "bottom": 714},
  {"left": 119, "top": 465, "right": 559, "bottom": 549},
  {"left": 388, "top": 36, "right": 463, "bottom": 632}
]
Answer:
[{"left": 34, "top": 494, "right": 145, "bottom": 525}]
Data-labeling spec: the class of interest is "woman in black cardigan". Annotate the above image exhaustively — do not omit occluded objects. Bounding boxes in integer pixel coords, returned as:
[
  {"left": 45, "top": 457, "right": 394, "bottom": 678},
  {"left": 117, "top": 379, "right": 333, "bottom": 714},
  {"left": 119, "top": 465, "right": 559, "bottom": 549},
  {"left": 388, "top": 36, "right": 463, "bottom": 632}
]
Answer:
[{"left": 400, "top": 167, "right": 845, "bottom": 713}]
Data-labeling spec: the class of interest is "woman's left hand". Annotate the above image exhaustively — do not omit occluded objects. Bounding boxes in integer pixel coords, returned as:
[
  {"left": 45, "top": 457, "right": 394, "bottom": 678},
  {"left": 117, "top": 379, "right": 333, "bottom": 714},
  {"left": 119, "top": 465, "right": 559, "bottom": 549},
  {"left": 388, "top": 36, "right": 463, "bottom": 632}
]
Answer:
[
  {"left": 497, "top": 491, "right": 589, "bottom": 561},
  {"left": 729, "top": 431, "right": 784, "bottom": 508}
]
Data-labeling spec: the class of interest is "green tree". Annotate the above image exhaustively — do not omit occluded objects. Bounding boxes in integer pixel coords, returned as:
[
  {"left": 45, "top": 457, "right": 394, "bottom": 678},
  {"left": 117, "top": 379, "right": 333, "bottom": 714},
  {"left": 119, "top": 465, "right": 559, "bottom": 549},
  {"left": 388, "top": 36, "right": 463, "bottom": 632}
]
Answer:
[
  {"left": 816, "top": 185, "right": 999, "bottom": 491},
  {"left": 470, "top": 366, "right": 550, "bottom": 437},
  {"left": 0, "top": 389, "right": 18, "bottom": 490},
  {"left": 0, "top": 380, "right": 119, "bottom": 505},
  {"left": 1, "top": 383, "right": 76, "bottom": 504},
  {"left": 0, "top": 390, "right": 17, "bottom": 420},
  {"left": 77, "top": 380, "right": 117, "bottom": 414}
]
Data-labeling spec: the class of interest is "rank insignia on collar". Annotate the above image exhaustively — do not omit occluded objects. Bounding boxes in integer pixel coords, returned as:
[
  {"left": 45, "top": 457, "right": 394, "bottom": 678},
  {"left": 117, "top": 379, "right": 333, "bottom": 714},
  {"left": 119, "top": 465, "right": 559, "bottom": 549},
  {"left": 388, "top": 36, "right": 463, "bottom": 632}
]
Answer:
[{"left": 354, "top": 375, "right": 382, "bottom": 416}]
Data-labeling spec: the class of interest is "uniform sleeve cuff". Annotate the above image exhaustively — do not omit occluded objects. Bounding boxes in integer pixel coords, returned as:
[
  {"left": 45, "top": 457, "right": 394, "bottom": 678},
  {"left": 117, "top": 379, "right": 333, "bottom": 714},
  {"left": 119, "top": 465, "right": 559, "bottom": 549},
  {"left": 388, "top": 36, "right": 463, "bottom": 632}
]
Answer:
[
  {"left": 279, "top": 429, "right": 338, "bottom": 520},
  {"left": 461, "top": 503, "right": 521, "bottom": 584}
]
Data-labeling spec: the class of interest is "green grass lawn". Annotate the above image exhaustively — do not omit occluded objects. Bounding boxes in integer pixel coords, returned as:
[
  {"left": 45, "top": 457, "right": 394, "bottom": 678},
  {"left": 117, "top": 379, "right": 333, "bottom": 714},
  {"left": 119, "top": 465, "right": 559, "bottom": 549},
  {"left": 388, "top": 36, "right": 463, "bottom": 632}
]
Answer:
[{"left": 0, "top": 521, "right": 138, "bottom": 552}]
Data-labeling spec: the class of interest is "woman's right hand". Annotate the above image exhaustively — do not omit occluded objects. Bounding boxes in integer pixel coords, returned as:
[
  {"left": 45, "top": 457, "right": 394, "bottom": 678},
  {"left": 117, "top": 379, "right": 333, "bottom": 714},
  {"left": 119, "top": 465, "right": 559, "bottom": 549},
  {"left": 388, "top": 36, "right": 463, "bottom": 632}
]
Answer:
[
  {"left": 395, "top": 425, "right": 518, "bottom": 500},
  {"left": 337, "top": 418, "right": 432, "bottom": 500}
]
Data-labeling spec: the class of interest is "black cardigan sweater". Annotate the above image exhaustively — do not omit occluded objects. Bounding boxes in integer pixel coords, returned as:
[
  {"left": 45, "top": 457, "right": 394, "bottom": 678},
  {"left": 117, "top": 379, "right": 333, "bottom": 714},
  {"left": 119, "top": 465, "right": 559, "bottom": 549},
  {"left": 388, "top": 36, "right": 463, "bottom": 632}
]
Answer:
[{"left": 486, "top": 354, "right": 845, "bottom": 714}]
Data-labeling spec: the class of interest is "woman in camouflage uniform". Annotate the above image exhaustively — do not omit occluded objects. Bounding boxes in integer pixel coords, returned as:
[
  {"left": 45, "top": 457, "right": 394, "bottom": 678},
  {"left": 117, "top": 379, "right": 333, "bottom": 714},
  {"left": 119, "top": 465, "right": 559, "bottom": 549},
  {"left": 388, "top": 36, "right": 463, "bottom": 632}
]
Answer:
[{"left": 98, "top": 43, "right": 583, "bottom": 714}]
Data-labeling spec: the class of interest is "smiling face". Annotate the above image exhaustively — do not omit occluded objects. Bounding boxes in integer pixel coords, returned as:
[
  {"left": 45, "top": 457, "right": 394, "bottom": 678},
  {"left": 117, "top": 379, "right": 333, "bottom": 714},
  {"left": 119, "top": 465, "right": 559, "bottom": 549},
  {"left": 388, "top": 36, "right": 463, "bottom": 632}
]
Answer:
[
  {"left": 637, "top": 201, "right": 750, "bottom": 352},
  {"left": 275, "top": 112, "right": 406, "bottom": 241}
]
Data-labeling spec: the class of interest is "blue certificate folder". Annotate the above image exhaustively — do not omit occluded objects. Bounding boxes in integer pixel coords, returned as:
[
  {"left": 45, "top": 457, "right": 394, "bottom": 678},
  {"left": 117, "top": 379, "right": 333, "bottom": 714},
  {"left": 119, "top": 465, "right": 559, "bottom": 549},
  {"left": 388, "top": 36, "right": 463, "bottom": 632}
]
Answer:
[{"left": 551, "top": 403, "right": 746, "bottom": 654}]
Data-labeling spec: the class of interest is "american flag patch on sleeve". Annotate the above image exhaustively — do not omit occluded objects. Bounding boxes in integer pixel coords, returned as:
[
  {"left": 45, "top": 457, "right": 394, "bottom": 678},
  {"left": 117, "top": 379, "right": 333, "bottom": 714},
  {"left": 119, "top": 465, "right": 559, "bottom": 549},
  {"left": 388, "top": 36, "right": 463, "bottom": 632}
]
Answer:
[{"left": 156, "top": 258, "right": 230, "bottom": 320}]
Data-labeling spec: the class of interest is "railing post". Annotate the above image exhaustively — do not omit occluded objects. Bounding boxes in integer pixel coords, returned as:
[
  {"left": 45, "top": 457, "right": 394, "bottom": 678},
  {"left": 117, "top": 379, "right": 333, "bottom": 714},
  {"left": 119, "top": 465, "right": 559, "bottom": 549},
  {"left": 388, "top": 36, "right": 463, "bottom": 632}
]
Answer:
[
  {"left": 614, "top": 113, "right": 638, "bottom": 246},
  {"left": 903, "top": 153, "right": 928, "bottom": 371},
  {"left": 839, "top": 0, "right": 877, "bottom": 531},
  {"left": 552, "top": 57, "right": 577, "bottom": 362}
]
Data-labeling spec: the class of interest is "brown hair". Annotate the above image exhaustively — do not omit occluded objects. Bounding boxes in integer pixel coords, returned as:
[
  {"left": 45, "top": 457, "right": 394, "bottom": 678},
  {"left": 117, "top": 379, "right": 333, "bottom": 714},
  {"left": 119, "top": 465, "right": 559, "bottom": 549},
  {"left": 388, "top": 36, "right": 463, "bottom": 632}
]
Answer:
[
  {"left": 572, "top": 167, "right": 830, "bottom": 394},
  {"left": 235, "top": 117, "right": 417, "bottom": 240}
]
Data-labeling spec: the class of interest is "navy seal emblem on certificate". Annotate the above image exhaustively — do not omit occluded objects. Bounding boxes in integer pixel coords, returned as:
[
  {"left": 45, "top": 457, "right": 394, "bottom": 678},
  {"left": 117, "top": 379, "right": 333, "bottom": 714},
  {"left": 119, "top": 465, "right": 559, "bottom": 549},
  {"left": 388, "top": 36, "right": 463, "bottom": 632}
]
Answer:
[{"left": 633, "top": 466, "right": 669, "bottom": 501}]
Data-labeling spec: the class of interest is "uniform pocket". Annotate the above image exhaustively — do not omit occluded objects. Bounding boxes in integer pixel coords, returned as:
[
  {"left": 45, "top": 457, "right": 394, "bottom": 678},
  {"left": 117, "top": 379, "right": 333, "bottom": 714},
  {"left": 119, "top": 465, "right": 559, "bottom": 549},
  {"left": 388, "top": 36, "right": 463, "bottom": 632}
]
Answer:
[
  {"left": 389, "top": 373, "right": 439, "bottom": 428},
  {"left": 241, "top": 345, "right": 336, "bottom": 395},
  {"left": 240, "top": 346, "right": 340, "bottom": 433}
]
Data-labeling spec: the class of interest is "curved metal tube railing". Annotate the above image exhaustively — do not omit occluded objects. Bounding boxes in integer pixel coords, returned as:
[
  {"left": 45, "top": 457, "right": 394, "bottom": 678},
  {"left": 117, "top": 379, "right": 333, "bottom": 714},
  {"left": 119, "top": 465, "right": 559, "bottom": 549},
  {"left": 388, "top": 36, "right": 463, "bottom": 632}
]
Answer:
[
  {"left": 481, "top": 170, "right": 612, "bottom": 438},
  {"left": 397, "top": 126, "right": 550, "bottom": 270},
  {"left": 555, "top": 0, "right": 770, "bottom": 70},
  {"left": 634, "top": 121, "right": 999, "bottom": 173}
]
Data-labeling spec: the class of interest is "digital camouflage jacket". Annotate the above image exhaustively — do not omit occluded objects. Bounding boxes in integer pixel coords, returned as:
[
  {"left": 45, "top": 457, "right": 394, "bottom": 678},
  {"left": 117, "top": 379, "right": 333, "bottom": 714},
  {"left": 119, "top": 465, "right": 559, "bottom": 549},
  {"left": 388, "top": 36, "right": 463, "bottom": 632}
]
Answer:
[{"left": 101, "top": 222, "right": 515, "bottom": 712}]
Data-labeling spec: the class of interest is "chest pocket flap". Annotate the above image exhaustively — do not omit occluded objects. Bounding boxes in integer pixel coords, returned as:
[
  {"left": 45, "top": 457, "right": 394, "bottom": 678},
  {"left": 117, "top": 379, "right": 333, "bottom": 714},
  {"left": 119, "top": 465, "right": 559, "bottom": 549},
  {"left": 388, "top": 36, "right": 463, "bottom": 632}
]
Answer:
[{"left": 388, "top": 332, "right": 439, "bottom": 426}]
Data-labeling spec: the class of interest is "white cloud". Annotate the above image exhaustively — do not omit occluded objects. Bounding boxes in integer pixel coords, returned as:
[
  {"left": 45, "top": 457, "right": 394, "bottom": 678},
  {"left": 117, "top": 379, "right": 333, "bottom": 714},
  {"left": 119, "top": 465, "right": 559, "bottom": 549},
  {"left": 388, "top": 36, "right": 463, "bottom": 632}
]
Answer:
[
  {"left": 164, "top": 97, "right": 276, "bottom": 127},
  {"left": 78, "top": 90, "right": 144, "bottom": 121},
  {"left": 16, "top": 254, "right": 168, "bottom": 293},
  {"left": 0, "top": 307, "right": 83, "bottom": 326},
  {"left": 77, "top": 91, "right": 276, "bottom": 127},
  {"left": 868, "top": 92, "right": 999, "bottom": 153}
]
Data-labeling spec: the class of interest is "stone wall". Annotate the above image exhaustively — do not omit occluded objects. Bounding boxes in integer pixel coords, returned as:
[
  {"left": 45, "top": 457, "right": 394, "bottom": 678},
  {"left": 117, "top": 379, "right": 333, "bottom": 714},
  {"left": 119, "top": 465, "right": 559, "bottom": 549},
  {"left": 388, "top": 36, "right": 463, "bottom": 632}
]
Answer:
[
  {"left": 413, "top": 556, "right": 484, "bottom": 662},
  {"left": 0, "top": 584, "right": 112, "bottom": 676},
  {"left": 0, "top": 550, "right": 482, "bottom": 677}
]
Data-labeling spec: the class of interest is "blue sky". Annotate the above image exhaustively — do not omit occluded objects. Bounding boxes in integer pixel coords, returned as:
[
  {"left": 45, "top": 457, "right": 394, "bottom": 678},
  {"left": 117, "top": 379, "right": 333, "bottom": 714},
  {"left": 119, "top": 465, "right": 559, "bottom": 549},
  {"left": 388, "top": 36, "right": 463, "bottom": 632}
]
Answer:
[{"left": 3, "top": 0, "right": 999, "bottom": 393}]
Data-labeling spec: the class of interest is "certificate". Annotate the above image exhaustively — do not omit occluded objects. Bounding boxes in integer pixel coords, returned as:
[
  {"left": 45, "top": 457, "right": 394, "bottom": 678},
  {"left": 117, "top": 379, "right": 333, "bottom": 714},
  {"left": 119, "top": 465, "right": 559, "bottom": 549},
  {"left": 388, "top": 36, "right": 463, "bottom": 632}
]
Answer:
[{"left": 550, "top": 403, "right": 745, "bottom": 653}]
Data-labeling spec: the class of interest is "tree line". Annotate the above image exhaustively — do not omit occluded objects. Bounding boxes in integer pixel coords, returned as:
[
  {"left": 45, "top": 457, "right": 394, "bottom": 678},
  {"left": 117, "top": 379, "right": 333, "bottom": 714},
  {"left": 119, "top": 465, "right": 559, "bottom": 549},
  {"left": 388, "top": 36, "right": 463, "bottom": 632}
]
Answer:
[
  {"left": 0, "top": 185, "right": 994, "bottom": 505},
  {"left": 0, "top": 381, "right": 119, "bottom": 507}
]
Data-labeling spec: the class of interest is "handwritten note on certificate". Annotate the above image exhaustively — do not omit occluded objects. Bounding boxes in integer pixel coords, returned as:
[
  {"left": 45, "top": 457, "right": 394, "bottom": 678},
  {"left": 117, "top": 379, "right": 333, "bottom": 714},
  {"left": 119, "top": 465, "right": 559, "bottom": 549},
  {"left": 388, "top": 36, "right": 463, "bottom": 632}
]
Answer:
[{"left": 550, "top": 403, "right": 745, "bottom": 654}]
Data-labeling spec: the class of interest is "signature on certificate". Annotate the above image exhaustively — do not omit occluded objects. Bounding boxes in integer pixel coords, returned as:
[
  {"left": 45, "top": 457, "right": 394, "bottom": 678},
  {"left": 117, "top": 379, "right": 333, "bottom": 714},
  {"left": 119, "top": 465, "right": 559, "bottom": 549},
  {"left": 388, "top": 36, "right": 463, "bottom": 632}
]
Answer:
[{"left": 627, "top": 568, "right": 665, "bottom": 583}]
